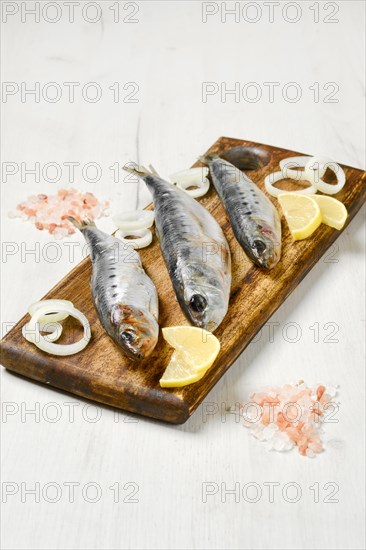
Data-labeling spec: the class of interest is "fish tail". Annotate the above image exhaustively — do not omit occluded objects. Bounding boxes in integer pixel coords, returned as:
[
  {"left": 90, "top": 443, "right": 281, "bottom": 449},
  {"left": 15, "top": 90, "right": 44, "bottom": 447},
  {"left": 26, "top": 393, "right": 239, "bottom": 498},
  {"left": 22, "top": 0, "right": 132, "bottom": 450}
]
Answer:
[
  {"left": 199, "top": 152, "right": 220, "bottom": 165},
  {"left": 67, "top": 216, "right": 96, "bottom": 231},
  {"left": 148, "top": 164, "right": 160, "bottom": 176},
  {"left": 123, "top": 162, "right": 155, "bottom": 178}
]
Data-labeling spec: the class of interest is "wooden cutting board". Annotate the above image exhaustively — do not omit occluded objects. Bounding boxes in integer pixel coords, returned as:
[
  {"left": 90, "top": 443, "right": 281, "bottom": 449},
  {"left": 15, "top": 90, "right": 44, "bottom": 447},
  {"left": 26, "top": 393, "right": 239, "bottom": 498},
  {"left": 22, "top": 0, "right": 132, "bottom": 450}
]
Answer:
[{"left": 1, "top": 137, "right": 365, "bottom": 423}]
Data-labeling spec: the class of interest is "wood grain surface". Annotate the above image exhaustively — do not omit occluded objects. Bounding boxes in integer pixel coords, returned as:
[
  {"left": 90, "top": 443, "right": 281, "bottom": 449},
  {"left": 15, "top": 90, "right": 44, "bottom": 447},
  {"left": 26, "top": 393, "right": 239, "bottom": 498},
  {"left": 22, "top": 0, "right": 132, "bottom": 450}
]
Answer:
[{"left": 1, "top": 136, "right": 365, "bottom": 423}]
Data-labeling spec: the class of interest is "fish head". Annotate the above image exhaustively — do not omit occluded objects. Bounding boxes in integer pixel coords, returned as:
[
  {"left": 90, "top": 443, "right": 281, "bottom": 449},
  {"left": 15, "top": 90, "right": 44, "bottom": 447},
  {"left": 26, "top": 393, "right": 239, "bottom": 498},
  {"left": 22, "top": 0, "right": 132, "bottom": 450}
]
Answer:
[
  {"left": 247, "top": 220, "right": 281, "bottom": 269},
  {"left": 110, "top": 304, "right": 159, "bottom": 360},
  {"left": 182, "top": 266, "right": 228, "bottom": 332}
]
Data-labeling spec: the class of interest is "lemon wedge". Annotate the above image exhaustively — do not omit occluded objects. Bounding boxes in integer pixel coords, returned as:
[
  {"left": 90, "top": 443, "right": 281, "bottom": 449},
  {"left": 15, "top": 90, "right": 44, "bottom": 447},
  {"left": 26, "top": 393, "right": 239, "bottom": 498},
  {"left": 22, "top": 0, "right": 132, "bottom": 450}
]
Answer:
[
  {"left": 309, "top": 195, "right": 348, "bottom": 230},
  {"left": 278, "top": 193, "right": 322, "bottom": 240},
  {"left": 159, "top": 326, "right": 221, "bottom": 388}
]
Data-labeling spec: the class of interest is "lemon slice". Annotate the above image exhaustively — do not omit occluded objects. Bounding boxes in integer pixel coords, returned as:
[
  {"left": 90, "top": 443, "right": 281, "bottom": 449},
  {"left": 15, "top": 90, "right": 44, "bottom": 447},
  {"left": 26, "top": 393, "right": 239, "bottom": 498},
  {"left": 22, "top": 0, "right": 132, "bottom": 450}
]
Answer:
[
  {"left": 309, "top": 195, "right": 348, "bottom": 230},
  {"left": 278, "top": 193, "right": 322, "bottom": 240},
  {"left": 160, "top": 326, "right": 221, "bottom": 388}
]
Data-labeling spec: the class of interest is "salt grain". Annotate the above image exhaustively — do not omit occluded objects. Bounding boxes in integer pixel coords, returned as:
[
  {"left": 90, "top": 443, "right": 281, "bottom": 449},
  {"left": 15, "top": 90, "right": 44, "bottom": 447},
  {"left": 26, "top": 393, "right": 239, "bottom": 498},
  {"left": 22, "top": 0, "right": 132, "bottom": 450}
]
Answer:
[
  {"left": 238, "top": 382, "right": 338, "bottom": 458},
  {"left": 11, "top": 188, "right": 109, "bottom": 238}
]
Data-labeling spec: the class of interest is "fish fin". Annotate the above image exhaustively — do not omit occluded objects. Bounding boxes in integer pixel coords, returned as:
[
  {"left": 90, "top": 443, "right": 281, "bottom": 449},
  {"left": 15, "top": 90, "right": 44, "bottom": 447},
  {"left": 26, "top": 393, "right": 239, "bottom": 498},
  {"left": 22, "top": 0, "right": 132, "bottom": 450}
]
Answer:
[
  {"left": 67, "top": 216, "right": 96, "bottom": 231},
  {"left": 199, "top": 152, "right": 220, "bottom": 165},
  {"left": 148, "top": 164, "right": 160, "bottom": 176},
  {"left": 123, "top": 162, "right": 155, "bottom": 178}
]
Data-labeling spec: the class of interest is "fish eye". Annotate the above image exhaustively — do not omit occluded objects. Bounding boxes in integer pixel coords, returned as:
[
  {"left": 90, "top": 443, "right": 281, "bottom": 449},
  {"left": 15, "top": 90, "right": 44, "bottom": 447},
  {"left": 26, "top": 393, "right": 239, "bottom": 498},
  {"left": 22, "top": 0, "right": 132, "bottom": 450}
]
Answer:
[
  {"left": 121, "top": 329, "right": 136, "bottom": 343},
  {"left": 252, "top": 239, "right": 267, "bottom": 255},
  {"left": 189, "top": 294, "right": 207, "bottom": 313}
]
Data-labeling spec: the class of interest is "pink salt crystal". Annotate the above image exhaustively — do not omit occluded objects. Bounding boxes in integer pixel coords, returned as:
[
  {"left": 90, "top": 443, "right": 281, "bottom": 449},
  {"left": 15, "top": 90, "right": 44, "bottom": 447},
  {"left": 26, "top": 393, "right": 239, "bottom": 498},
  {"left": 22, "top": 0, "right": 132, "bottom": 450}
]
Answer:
[
  {"left": 239, "top": 381, "right": 338, "bottom": 458},
  {"left": 12, "top": 188, "right": 109, "bottom": 238},
  {"left": 316, "top": 385, "right": 326, "bottom": 401},
  {"left": 309, "top": 439, "right": 323, "bottom": 453},
  {"left": 276, "top": 412, "right": 289, "bottom": 431}
]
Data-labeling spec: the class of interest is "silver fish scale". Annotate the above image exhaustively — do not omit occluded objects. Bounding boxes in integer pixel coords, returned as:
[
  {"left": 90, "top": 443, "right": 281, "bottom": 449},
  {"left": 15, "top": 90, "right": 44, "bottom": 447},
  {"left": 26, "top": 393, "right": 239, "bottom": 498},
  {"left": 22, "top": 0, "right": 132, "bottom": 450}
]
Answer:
[
  {"left": 207, "top": 157, "right": 281, "bottom": 269},
  {"left": 81, "top": 225, "right": 159, "bottom": 359},
  {"left": 84, "top": 227, "right": 158, "bottom": 320},
  {"left": 144, "top": 174, "right": 231, "bottom": 330}
]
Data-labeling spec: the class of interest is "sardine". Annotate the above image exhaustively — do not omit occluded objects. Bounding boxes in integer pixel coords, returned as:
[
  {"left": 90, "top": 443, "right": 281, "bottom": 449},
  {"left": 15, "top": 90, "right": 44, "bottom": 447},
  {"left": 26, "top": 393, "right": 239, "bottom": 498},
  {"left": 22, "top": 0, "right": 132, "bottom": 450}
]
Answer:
[
  {"left": 123, "top": 166, "right": 231, "bottom": 331},
  {"left": 200, "top": 153, "right": 281, "bottom": 269},
  {"left": 69, "top": 217, "right": 159, "bottom": 360}
]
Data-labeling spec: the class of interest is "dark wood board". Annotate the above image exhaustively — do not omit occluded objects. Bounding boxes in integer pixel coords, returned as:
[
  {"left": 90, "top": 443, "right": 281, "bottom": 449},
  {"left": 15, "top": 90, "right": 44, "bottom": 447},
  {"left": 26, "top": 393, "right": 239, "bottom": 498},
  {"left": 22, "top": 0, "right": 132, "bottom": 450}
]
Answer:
[{"left": 1, "top": 137, "right": 365, "bottom": 423}]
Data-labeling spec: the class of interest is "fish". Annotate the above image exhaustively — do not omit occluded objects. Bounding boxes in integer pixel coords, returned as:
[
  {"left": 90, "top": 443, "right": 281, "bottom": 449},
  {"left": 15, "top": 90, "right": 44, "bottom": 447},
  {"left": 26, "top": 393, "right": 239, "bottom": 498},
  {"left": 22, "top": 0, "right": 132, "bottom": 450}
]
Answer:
[
  {"left": 68, "top": 217, "right": 159, "bottom": 360},
  {"left": 123, "top": 165, "right": 231, "bottom": 332},
  {"left": 200, "top": 153, "right": 282, "bottom": 269}
]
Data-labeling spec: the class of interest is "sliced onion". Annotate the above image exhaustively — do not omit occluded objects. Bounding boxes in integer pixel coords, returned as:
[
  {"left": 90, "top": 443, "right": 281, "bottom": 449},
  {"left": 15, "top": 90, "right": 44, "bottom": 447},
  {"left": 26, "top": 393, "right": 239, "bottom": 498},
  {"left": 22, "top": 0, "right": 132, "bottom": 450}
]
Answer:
[
  {"left": 22, "top": 320, "right": 63, "bottom": 343},
  {"left": 266, "top": 155, "right": 346, "bottom": 198},
  {"left": 170, "top": 167, "right": 209, "bottom": 184},
  {"left": 24, "top": 303, "right": 91, "bottom": 356},
  {"left": 170, "top": 167, "right": 210, "bottom": 198},
  {"left": 176, "top": 178, "right": 210, "bottom": 198},
  {"left": 115, "top": 228, "right": 152, "bottom": 249},
  {"left": 28, "top": 299, "right": 73, "bottom": 323},
  {"left": 112, "top": 210, "right": 154, "bottom": 231},
  {"left": 265, "top": 171, "right": 317, "bottom": 197},
  {"left": 279, "top": 156, "right": 326, "bottom": 180},
  {"left": 305, "top": 156, "right": 346, "bottom": 195}
]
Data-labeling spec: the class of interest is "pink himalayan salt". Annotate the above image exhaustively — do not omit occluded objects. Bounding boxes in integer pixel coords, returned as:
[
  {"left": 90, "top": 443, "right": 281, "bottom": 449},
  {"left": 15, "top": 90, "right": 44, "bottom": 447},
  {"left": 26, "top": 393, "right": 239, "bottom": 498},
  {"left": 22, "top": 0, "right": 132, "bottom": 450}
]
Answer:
[
  {"left": 239, "top": 381, "right": 338, "bottom": 457},
  {"left": 11, "top": 189, "right": 109, "bottom": 239}
]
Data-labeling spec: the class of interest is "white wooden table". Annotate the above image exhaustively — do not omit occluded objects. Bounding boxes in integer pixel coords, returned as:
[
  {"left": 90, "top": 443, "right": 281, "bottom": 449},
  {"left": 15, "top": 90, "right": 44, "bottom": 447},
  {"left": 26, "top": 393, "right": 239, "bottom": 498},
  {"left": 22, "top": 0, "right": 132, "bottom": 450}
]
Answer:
[{"left": 1, "top": 2, "right": 365, "bottom": 549}]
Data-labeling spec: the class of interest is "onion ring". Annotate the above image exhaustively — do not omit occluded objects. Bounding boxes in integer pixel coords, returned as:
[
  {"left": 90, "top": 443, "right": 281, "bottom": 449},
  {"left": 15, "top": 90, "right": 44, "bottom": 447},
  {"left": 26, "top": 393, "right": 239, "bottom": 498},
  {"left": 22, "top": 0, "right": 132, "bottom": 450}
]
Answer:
[
  {"left": 305, "top": 156, "right": 346, "bottom": 195},
  {"left": 112, "top": 210, "right": 155, "bottom": 231},
  {"left": 24, "top": 303, "right": 91, "bottom": 356},
  {"left": 115, "top": 227, "right": 152, "bottom": 249},
  {"left": 170, "top": 168, "right": 210, "bottom": 198},
  {"left": 279, "top": 156, "right": 326, "bottom": 180},
  {"left": 28, "top": 299, "right": 73, "bottom": 323},
  {"left": 22, "top": 320, "right": 63, "bottom": 343},
  {"left": 264, "top": 171, "right": 317, "bottom": 197},
  {"left": 176, "top": 178, "right": 210, "bottom": 198}
]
